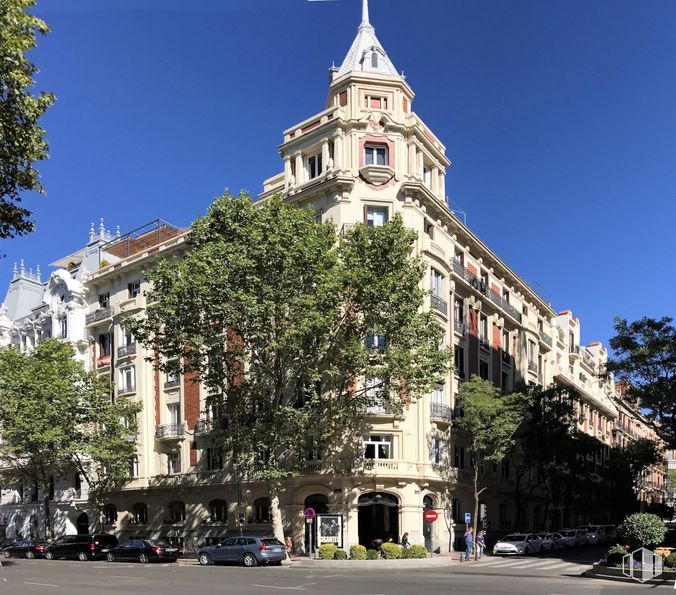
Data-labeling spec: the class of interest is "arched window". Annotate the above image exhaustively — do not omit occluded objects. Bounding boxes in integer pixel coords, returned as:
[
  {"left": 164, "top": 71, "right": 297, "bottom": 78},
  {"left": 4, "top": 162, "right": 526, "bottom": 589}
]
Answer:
[
  {"left": 132, "top": 503, "right": 147, "bottom": 525},
  {"left": 253, "top": 497, "right": 271, "bottom": 523},
  {"left": 208, "top": 499, "right": 227, "bottom": 522},
  {"left": 103, "top": 503, "right": 117, "bottom": 524},
  {"left": 423, "top": 495, "right": 434, "bottom": 511},
  {"left": 168, "top": 501, "right": 185, "bottom": 523},
  {"left": 304, "top": 494, "right": 328, "bottom": 515}
]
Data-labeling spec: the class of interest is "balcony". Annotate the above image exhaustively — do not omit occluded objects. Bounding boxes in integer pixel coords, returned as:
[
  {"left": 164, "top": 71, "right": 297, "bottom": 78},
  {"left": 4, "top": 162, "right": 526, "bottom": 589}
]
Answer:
[
  {"left": 117, "top": 343, "right": 137, "bottom": 358},
  {"left": 430, "top": 403, "right": 453, "bottom": 421},
  {"left": 194, "top": 418, "right": 227, "bottom": 434},
  {"left": 155, "top": 423, "right": 185, "bottom": 440},
  {"left": 86, "top": 306, "right": 111, "bottom": 325},
  {"left": 454, "top": 320, "right": 466, "bottom": 337},
  {"left": 430, "top": 294, "right": 448, "bottom": 316},
  {"left": 581, "top": 349, "right": 596, "bottom": 370},
  {"left": 479, "top": 337, "right": 490, "bottom": 351},
  {"left": 487, "top": 288, "right": 523, "bottom": 324},
  {"left": 117, "top": 385, "right": 136, "bottom": 396},
  {"left": 528, "top": 361, "right": 538, "bottom": 374},
  {"left": 569, "top": 345, "right": 580, "bottom": 359},
  {"left": 164, "top": 378, "right": 181, "bottom": 390},
  {"left": 96, "top": 354, "right": 111, "bottom": 368},
  {"left": 538, "top": 329, "right": 553, "bottom": 349}
]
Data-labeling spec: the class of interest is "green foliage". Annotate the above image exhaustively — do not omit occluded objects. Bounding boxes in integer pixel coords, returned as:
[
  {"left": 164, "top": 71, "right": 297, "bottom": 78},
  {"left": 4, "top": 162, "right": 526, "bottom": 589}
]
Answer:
[
  {"left": 0, "top": 340, "right": 141, "bottom": 537},
  {"left": 607, "top": 544, "right": 629, "bottom": 555},
  {"left": 605, "top": 544, "right": 628, "bottom": 566},
  {"left": 334, "top": 549, "right": 347, "bottom": 560},
  {"left": 664, "top": 552, "right": 676, "bottom": 568},
  {"left": 406, "top": 545, "right": 428, "bottom": 559},
  {"left": 0, "top": 0, "right": 55, "bottom": 238},
  {"left": 380, "top": 543, "right": 401, "bottom": 559},
  {"left": 349, "top": 544, "right": 367, "bottom": 560},
  {"left": 366, "top": 548, "right": 380, "bottom": 560},
  {"left": 623, "top": 438, "right": 663, "bottom": 491},
  {"left": 607, "top": 316, "right": 676, "bottom": 445},
  {"left": 128, "top": 192, "right": 450, "bottom": 540},
  {"left": 618, "top": 513, "right": 667, "bottom": 548},
  {"left": 318, "top": 544, "right": 337, "bottom": 560}
]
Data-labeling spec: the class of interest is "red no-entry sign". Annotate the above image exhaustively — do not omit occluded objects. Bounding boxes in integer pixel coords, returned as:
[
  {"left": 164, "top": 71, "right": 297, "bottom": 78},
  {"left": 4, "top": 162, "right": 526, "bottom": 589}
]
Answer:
[
  {"left": 304, "top": 507, "right": 316, "bottom": 520},
  {"left": 423, "top": 509, "right": 438, "bottom": 523}
]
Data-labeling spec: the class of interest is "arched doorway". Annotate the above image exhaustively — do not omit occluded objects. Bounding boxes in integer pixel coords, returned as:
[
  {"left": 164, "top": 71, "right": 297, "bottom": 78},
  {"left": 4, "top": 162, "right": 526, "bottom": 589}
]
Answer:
[
  {"left": 358, "top": 492, "right": 399, "bottom": 547},
  {"left": 423, "top": 495, "right": 434, "bottom": 552},
  {"left": 76, "top": 512, "right": 89, "bottom": 535},
  {"left": 304, "top": 494, "right": 328, "bottom": 553}
]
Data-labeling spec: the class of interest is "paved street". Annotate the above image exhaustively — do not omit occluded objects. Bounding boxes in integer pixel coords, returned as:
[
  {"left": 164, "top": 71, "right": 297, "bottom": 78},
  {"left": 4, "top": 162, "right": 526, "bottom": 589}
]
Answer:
[{"left": 0, "top": 548, "right": 671, "bottom": 594}]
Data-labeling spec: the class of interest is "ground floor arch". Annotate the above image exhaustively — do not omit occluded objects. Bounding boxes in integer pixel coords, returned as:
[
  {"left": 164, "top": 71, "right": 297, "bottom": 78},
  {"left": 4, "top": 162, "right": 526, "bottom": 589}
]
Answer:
[
  {"left": 358, "top": 492, "right": 399, "bottom": 547},
  {"left": 75, "top": 512, "right": 89, "bottom": 534}
]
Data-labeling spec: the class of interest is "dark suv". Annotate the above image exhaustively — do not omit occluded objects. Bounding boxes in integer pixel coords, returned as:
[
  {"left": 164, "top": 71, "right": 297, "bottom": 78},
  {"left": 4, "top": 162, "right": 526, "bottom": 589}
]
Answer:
[
  {"left": 44, "top": 534, "right": 118, "bottom": 561},
  {"left": 197, "top": 536, "right": 286, "bottom": 567}
]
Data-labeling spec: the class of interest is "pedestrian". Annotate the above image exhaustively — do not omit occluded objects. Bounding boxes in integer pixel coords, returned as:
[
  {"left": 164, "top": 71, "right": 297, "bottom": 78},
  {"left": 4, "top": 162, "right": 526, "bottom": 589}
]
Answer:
[
  {"left": 401, "top": 532, "right": 410, "bottom": 549},
  {"left": 285, "top": 535, "right": 293, "bottom": 557},
  {"left": 476, "top": 530, "right": 485, "bottom": 559},
  {"left": 464, "top": 527, "right": 474, "bottom": 561}
]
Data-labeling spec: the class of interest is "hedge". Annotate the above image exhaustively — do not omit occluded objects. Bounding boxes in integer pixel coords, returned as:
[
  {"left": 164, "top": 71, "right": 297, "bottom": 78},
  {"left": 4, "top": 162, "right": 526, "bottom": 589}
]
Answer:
[
  {"left": 366, "top": 548, "right": 380, "bottom": 560},
  {"left": 318, "top": 544, "right": 338, "bottom": 560},
  {"left": 380, "top": 543, "right": 401, "bottom": 559},
  {"left": 334, "top": 549, "right": 348, "bottom": 560},
  {"left": 350, "top": 545, "right": 367, "bottom": 560}
]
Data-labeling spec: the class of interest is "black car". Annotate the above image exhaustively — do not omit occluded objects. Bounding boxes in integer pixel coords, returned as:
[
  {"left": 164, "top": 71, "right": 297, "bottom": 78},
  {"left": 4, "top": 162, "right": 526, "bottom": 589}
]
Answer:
[
  {"left": 106, "top": 540, "right": 179, "bottom": 564},
  {"left": 44, "top": 534, "right": 118, "bottom": 561},
  {"left": 197, "top": 536, "right": 286, "bottom": 567},
  {"left": 2, "top": 540, "right": 48, "bottom": 559}
]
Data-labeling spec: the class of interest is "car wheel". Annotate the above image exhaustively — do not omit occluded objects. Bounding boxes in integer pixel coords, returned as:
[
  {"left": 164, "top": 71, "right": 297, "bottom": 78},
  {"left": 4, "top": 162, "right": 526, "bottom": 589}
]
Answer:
[
  {"left": 77, "top": 551, "right": 88, "bottom": 562},
  {"left": 25, "top": 551, "right": 35, "bottom": 559},
  {"left": 198, "top": 553, "right": 212, "bottom": 566},
  {"left": 139, "top": 553, "right": 149, "bottom": 564},
  {"left": 45, "top": 551, "right": 54, "bottom": 560},
  {"left": 2, "top": 550, "right": 10, "bottom": 559},
  {"left": 243, "top": 553, "right": 257, "bottom": 567},
  {"left": 106, "top": 553, "right": 115, "bottom": 563}
]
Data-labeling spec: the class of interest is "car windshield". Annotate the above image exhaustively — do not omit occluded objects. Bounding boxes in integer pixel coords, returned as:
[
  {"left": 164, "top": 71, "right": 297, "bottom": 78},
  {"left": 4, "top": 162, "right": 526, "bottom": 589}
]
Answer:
[
  {"left": 261, "top": 539, "right": 284, "bottom": 546},
  {"left": 562, "top": 531, "right": 576, "bottom": 537},
  {"left": 150, "top": 542, "right": 175, "bottom": 548},
  {"left": 501, "top": 535, "right": 527, "bottom": 542},
  {"left": 536, "top": 534, "right": 548, "bottom": 539}
]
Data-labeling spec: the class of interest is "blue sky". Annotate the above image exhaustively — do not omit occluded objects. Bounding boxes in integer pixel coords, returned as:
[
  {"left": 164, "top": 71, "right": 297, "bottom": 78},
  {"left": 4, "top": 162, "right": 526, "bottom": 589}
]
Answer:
[{"left": 4, "top": 0, "right": 675, "bottom": 348}]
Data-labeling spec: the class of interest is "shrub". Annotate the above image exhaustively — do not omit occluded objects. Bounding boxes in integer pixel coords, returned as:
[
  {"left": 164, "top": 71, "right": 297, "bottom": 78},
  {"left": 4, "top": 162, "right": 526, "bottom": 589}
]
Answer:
[
  {"left": 334, "top": 549, "right": 347, "bottom": 560},
  {"left": 618, "top": 513, "right": 667, "bottom": 549},
  {"left": 606, "top": 544, "right": 628, "bottom": 566},
  {"left": 401, "top": 547, "right": 413, "bottom": 559},
  {"left": 380, "top": 543, "right": 401, "bottom": 559},
  {"left": 350, "top": 545, "right": 367, "bottom": 560},
  {"left": 407, "top": 545, "right": 428, "bottom": 559},
  {"left": 318, "top": 544, "right": 338, "bottom": 560},
  {"left": 665, "top": 552, "right": 676, "bottom": 569},
  {"left": 366, "top": 548, "right": 380, "bottom": 560}
]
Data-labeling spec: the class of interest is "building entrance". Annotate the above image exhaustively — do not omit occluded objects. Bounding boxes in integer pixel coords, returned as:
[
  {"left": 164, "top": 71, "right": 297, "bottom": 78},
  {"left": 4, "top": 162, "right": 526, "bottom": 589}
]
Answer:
[
  {"left": 358, "top": 492, "right": 399, "bottom": 547},
  {"left": 76, "top": 512, "right": 89, "bottom": 534}
]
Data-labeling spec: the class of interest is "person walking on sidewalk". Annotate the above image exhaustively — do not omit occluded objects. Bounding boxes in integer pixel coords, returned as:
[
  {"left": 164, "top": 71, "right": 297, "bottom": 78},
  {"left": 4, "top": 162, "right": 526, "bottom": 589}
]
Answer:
[
  {"left": 476, "top": 530, "right": 485, "bottom": 559},
  {"left": 464, "top": 527, "right": 474, "bottom": 561}
]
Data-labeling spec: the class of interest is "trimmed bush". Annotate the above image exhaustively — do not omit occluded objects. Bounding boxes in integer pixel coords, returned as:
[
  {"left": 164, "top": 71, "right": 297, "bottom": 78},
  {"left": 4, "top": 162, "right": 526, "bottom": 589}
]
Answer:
[
  {"left": 407, "top": 545, "right": 428, "bottom": 559},
  {"left": 334, "top": 549, "right": 348, "bottom": 560},
  {"left": 401, "top": 547, "right": 413, "bottom": 559},
  {"left": 380, "top": 542, "right": 401, "bottom": 559},
  {"left": 366, "top": 548, "right": 380, "bottom": 560},
  {"left": 665, "top": 552, "right": 676, "bottom": 569},
  {"left": 318, "top": 544, "right": 338, "bottom": 560},
  {"left": 606, "top": 544, "right": 628, "bottom": 567},
  {"left": 618, "top": 513, "right": 667, "bottom": 548},
  {"left": 350, "top": 545, "right": 367, "bottom": 560}
]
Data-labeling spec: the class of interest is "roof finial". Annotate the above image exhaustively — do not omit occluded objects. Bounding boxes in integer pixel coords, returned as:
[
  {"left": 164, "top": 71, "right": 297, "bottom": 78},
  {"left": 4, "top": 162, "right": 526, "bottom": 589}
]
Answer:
[{"left": 361, "top": 0, "right": 370, "bottom": 27}]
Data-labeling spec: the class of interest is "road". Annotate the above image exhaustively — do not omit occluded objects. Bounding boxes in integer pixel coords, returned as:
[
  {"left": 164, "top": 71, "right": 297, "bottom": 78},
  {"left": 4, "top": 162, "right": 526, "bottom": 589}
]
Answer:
[{"left": 0, "top": 547, "right": 670, "bottom": 594}]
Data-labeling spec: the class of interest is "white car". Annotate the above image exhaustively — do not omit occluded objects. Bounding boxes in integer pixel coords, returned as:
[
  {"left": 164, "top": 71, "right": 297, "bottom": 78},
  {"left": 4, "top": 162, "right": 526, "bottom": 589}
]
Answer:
[
  {"left": 536, "top": 532, "right": 564, "bottom": 551},
  {"left": 584, "top": 525, "right": 606, "bottom": 545},
  {"left": 559, "top": 529, "right": 586, "bottom": 547},
  {"left": 493, "top": 533, "right": 542, "bottom": 556}
]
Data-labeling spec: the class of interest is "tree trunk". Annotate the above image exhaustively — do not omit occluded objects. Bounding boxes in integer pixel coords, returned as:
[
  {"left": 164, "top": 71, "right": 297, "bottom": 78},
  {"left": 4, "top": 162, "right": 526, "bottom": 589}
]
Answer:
[
  {"left": 43, "top": 495, "right": 52, "bottom": 540},
  {"left": 269, "top": 482, "right": 285, "bottom": 544},
  {"left": 473, "top": 465, "right": 480, "bottom": 561}
]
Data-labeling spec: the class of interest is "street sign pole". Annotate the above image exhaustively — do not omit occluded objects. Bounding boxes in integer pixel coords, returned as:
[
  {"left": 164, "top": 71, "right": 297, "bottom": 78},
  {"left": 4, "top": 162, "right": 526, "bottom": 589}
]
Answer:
[{"left": 304, "top": 508, "right": 316, "bottom": 559}]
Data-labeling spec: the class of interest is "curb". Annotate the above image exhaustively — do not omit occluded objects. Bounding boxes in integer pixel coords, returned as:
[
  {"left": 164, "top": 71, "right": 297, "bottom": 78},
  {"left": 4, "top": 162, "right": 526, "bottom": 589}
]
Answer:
[{"left": 291, "top": 557, "right": 453, "bottom": 569}]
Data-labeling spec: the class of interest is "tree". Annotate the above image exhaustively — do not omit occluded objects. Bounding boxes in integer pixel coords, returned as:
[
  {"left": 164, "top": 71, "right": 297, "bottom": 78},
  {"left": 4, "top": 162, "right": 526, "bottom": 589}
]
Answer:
[
  {"left": 0, "top": 0, "right": 55, "bottom": 238},
  {"left": 618, "top": 512, "right": 667, "bottom": 548},
  {"left": 622, "top": 438, "right": 663, "bottom": 512},
  {"left": 607, "top": 317, "right": 676, "bottom": 444},
  {"left": 0, "top": 339, "right": 140, "bottom": 538},
  {"left": 453, "top": 376, "right": 528, "bottom": 552},
  {"left": 128, "top": 192, "right": 450, "bottom": 542}
]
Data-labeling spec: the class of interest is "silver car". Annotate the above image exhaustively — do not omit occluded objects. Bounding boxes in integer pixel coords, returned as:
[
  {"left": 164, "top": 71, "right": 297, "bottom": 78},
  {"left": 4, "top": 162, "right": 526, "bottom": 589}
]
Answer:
[
  {"left": 493, "top": 533, "right": 542, "bottom": 556},
  {"left": 559, "top": 529, "right": 586, "bottom": 547},
  {"left": 536, "top": 532, "right": 564, "bottom": 551},
  {"left": 197, "top": 536, "right": 286, "bottom": 567}
]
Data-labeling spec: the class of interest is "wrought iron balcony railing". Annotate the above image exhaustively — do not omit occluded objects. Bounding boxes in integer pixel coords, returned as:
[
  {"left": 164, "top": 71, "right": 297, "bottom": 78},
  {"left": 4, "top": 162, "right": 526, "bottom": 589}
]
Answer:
[
  {"left": 430, "top": 402, "right": 453, "bottom": 421},
  {"left": 86, "top": 306, "right": 111, "bottom": 325},
  {"left": 155, "top": 423, "right": 185, "bottom": 439},
  {"left": 117, "top": 343, "right": 137, "bottom": 358},
  {"left": 538, "top": 330, "right": 553, "bottom": 348},
  {"left": 528, "top": 361, "right": 538, "bottom": 374},
  {"left": 431, "top": 294, "right": 448, "bottom": 315}
]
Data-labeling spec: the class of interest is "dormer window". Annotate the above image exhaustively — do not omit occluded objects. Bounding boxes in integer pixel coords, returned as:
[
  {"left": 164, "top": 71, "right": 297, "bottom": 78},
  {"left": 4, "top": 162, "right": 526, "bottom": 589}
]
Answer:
[
  {"left": 364, "top": 144, "right": 388, "bottom": 166},
  {"left": 306, "top": 153, "right": 323, "bottom": 179},
  {"left": 371, "top": 52, "right": 378, "bottom": 68}
]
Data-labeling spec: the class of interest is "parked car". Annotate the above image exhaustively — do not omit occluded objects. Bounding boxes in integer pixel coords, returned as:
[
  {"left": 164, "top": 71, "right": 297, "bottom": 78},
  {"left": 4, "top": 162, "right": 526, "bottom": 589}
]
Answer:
[
  {"left": 559, "top": 529, "right": 586, "bottom": 547},
  {"left": 2, "top": 540, "right": 48, "bottom": 559},
  {"left": 584, "top": 525, "right": 606, "bottom": 545},
  {"left": 106, "top": 540, "right": 178, "bottom": 563},
  {"left": 43, "top": 534, "right": 118, "bottom": 561},
  {"left": 536, "top": 533, "right": 564, "bottom": 551},
  {"left": 197, "top": 536, "right": 286, "bottom": 567},
  {"left": 492, "top": 533, "right": 542, "bottom": 556}
]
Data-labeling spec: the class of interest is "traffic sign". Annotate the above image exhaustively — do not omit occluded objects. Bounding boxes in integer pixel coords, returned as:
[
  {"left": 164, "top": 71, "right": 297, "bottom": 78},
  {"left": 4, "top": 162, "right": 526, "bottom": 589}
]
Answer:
[
  {"left": 423, "top": 509, "right": 438, "bottom": 523},
  {"left": 464, "top": 512, "right": 471, "bottom": 524},
  {"left": 304, "top": 507, "right": 316, "bottom": 520}
]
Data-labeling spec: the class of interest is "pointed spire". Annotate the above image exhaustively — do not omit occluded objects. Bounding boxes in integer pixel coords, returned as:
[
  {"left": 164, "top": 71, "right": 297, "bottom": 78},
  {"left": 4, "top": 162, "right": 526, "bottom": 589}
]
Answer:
[
  {"left": 36, "top": 265, "right": 41, "bottom": 282},
  {"left": 99, "top": 218, "right": 105, "bottom": 240},
  {"left": 115, "top": 225, "right": 121, "bottom": 238},
  {"left": 360, "top": 0, "right": 370, "bottom": 28},
  {"left": 20, "top": 259, "right": 25, "bottom": 275}
]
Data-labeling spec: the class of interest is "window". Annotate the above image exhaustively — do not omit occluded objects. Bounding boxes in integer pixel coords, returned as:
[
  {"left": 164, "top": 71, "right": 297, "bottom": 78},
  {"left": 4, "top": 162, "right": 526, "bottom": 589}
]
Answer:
[
  {"left": 479, "top": 314, "right": 488, "bottom": 343},
  {"left": 502, "top": 289, "right": 510, "bottom": 304},
  {"left": 423, "top": 165, "right": 431, "bottom": 188},
  {"left": 132, "top": 503, "right": 147, "bottom": 524},
  {"left": 479, "top": 360, "right": 489, "bottom": 380},
  {"left": 103, "top": 503, "right": 117, "bottom": 524},
  {"left": 253, "top": 497, "right": 271, "bottom": 523},
  {"left": 454, "top": 250, "right": 464, "bottom": 266},
  {"left": 121, "top": 325, "right": 133, "bottom": 346},
  {"left": 431, "top": 437, "right": 444, "bottom": 464},
  {"left": 128, "top": 281, "right": 141, "bottom": 298},
  {"left": 99, "top": 334, "right": 110, "bottom": 357},
  {"left": 366, "top": 206, "right": 387, "bottom": 227},
  {"left": 98, "top": 293, "right": 109, "bottom": 308},
  {"left": 527, "top": 340, "right": 536, "bottom": 365},
  {"left": 454, "top": 446, "right": 465, "bottom": 469},
  {"left": 209, "top": 499, "right": 227, "bottom": 522},
  {"left": 454, "top": 346, "right": 465, "bottom": 379},
  {"left": 431, "top": 268, "right": 444, "bottom": 297},
  {"left": 431, "top": 385, "right": 443, "bottom": 404},
  {"left": 452, "top": 498, "right": 460, "bottom": 522},
  {"left": 480, "top": 270, "right": 489, "bottom": 289},
  {"left": 365, "top": 376, "right": 385, "bottom": 413},
  {"left": 501, "top": 371, "right": 510, "bottom": 393},
  {"left": 167, "top": 451, "right": 181, "bottom": 475},
  {"left": 128, "top": 455, "right": 139, "bottom": 477},
  {"left": 364, "top": 144, "right": 388, "bottom": 166},
  {"left": 371, "top": 52, "right": 378, "bottom": 68},
  {"left": 119, "top": 366, "right": 135, "bottom": 391},
  {"left": 168, "top": 501, "right": 185, "bottom": 523},
  {"left": 366, "top": 334, "right": 386, "bottom": 350},
  {"left": 363, "top": 435, "right": 392, "bottom": 459},
  {"left": 454, "top": 298, "right": 464, "bottom": 324},
  {"left": 501, "top": 331, "right": 509, "bottom": 355},
  {"left": 59, "top": 317, "right": 68, "bottom": 339},
  {"left": 205, "top": 447, "right": 223, "bottom": 471},
  {"left": 307, "top": 153, "right": 322, "bottom": 179}
]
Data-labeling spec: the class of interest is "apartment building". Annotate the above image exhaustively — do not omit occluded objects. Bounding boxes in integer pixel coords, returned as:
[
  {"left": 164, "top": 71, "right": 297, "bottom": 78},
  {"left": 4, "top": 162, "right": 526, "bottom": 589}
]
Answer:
[{"left": 0, "top": 0, "right": 665, "bottom": 551}]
